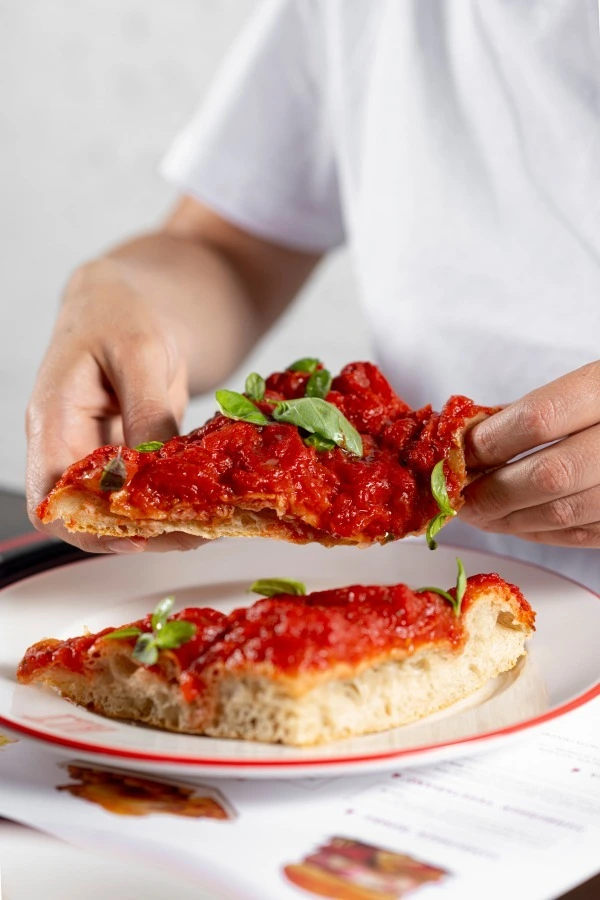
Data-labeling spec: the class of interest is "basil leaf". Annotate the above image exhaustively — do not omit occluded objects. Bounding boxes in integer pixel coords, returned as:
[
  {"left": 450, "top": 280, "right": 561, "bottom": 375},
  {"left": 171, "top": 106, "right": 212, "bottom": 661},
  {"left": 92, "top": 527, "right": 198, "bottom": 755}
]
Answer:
[
  {"left": 216, "top": 389, "right": 271, "bottom": 426},
  {"left": 455, "top": 557, "right": 467, "bottom": 613},
  {"left": 287, "top": 358, "right": 321, "bottom": 374},
  {"left": 425, "top": 512, "right": 449, "bottom": 550},
  {"left": 304, "top": 434, "right": 336, "bottom": 452},
  {"left": 155, "top": 620, "right": 197, "bottom": 650},
  {"left": 132, "top": 633, "right": 159, "bottom": 666},
  {"left": 382, "top": 532, "right": 396, "bottom": 544},
  {"left": 306, "top": 368, "right": 332, "bottom": 399},
  {"left": 272, "top": 398, "right": 363, "bottom": 457},
  {"left": 99, "top": 454, "right": 127, "bottom": 492},
  {"left": 104, "top": 626, "right": 142, "bottom": 640},
  {"left": 426, "top": 459, "right": 457, "bottom": 549},
  {"left": 151, "top": 596, "right": 175, "bottom": 632},
  {"left": 250, "top": 578, "right": 307, "bottom": 597},
  {"left": 416, "top": 585, "right": 456, "bottom": 606},
  {"left": 417, "top": 558, "right": 467, "bottom": 616},
  {"left": 135, "top": 441, "right": 164, "bottom": 452},
  {"left": 245, "top": 373, "right": 266, "bottom": 402},
  {"left": 431, "top": 459, "right": 454, "bottom": 515}
]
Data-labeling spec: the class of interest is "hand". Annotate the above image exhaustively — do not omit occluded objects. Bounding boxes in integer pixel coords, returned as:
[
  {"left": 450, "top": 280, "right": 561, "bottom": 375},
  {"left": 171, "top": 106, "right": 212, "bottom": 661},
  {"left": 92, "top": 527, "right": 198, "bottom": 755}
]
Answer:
[
  {"left": 26, "top": 199, "right": 322, "bottom": 553},
  {"left": 26, "top": 260, "right": 206, "bottom": 554},
  {"left": 460, "top": 362, "right": 600, "bottom": 548}
]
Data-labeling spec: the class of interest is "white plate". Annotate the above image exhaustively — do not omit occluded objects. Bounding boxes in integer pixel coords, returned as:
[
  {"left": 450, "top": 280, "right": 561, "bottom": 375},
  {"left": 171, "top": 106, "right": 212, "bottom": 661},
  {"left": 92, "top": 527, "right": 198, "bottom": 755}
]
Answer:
[{"left": 1, "top": 539, "right": 598, "bottom": 778}]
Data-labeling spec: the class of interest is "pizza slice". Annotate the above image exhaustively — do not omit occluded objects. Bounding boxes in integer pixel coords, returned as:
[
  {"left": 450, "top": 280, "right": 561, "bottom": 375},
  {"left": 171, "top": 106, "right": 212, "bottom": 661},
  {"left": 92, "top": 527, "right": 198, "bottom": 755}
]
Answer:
[
  {"left": 37, "top": 360, "right": 496, "bottom": 548},
  {"left": 17, "top": 567, "right": 535, "bottom": 746}
]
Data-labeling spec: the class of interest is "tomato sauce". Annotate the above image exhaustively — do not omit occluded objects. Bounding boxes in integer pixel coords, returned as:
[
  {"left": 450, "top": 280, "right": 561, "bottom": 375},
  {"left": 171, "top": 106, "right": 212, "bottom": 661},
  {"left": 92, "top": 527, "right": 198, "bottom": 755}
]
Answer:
[
  {"left": 38, "top": 362, "right": 494, "bottom": 543},
  {"left": 18, "top": 575, "right": 532, "bottom": 704}
]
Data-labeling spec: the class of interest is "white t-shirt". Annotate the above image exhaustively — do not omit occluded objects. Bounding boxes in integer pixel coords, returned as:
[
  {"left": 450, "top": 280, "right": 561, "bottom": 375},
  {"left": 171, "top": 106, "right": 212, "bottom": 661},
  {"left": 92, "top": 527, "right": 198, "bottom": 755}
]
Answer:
[{"left": 161, "top": 0, "right": 600, "bottom": 591}]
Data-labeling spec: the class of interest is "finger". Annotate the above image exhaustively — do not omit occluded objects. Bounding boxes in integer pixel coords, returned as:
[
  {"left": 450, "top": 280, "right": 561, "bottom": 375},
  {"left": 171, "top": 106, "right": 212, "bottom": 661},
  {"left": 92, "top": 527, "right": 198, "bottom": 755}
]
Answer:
[
  {"left": 29, "top": 516, "right": 147, "bottom": 555},
  {"left": 142, "top": 533, "right": 209, "bottom": 553},
  {"left": 461, "top": 423, "right": 600, "bottom": 523},
  {"left": 466, "top": 361, "right": 600, "bottom": 469},
  {"left": 101, "top": 337, "right": 180, "bottom": 449},
  {"left": 468, "top": 483, "right": 600, "bottom": 535},
  {"left": 76, "top": 378, "right": 187, "bottom": 449},
  {"left": 26, "top": 398, "right": 108, "bottom": 520},
  {"left": 508, "top": 522, "right": 600, "bottom": 549},
  {"left": 102, "top": 416, "right": 125, "bottom": 447},
  {"left": 168, "top": 363, "right": 190, "bottom": 428},
  {"left": 26, "top": 345, "right": 128, "bottom": 512}
]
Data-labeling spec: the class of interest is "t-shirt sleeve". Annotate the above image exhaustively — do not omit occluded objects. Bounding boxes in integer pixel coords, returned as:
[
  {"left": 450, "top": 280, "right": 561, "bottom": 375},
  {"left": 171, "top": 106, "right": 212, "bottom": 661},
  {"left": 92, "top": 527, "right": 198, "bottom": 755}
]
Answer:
[{"left": 160, "top": 0, "right": 345, "bottom": 252}]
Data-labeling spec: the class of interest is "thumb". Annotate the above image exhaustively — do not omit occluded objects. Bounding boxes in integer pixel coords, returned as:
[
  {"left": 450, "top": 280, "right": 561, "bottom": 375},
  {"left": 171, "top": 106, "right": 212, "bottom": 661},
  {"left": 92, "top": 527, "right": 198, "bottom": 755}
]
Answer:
[{"left": 105, "top": 338, "right": 181, "bottom": 449}]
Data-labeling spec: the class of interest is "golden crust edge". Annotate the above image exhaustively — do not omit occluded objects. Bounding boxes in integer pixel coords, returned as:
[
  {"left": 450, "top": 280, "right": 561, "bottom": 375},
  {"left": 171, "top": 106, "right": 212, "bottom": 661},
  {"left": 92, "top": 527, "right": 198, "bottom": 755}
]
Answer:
[{"left": 38, "top": 487, "right": 413, "bottom": 547}]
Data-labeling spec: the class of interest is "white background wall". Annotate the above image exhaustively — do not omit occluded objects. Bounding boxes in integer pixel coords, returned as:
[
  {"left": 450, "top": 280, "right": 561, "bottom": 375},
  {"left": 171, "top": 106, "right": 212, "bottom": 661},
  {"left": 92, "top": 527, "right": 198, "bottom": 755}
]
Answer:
[{"left": 1, "top": 0, "right": 368, "bottom": 492}]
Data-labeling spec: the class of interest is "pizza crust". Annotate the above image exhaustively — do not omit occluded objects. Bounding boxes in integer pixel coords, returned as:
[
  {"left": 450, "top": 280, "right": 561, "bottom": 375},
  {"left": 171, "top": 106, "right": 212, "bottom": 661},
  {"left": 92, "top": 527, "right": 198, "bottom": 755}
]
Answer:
[
  {"left": 17, "top": 580, "right": 534, "bottom": 746},
  {"left": 39, "top": 487, "right": 360, "bottom": 546}
]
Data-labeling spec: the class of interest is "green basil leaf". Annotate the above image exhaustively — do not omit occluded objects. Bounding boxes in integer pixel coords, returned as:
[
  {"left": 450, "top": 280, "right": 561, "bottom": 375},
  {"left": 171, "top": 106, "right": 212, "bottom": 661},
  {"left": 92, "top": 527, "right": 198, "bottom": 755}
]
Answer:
[
  {"left": 304, "top": 434, "right": 336, "bottom": 452},
  {"left": 135, "top": 441, "right": 164, "bottom": 452},
  {"left": 272, "top": 397, "right": 363, "bottom": 457},
  {"left": 455, "top": 557, "right": 467, "bottom": 614},
  {"left": 245, "top": 373, "right": 266, "bottom": 402},
  {"left": 155, "top": 620, "right": 197, "bottom": 650},
  {"left": 416, "top": 585, "right": 455, "bottom": 602},
  {"left": 287, "top": 358, "right": 321, "bottom": 374},
  {"left": 132, "top": 633, "right": 159, "bottom": 666},
  {"left": 382, "top": 532, "right": 396, "bottom": 544},
  {"left": 306, "top": 368, "right": 332, "bottom": 399},
  {"left": 216, "top": 389, "right": 271, "bottom": 426},
  {"left": 104, "top": 626, "right": 143, "bottom": 640},
  {"left": 151, "top": 596, "right": 175, "bottom": 632},
  {"left": 426, "top": 459, "right": 457, "bottom": 549},
  {"left": 417, "top": 558, "right": 466, "bottom": 616},
  {"left": 99, "top": 453, "right": 127, "bottom": 492},
  {"left": 431, "top": 459, "right": 454, "bottom": 515},
  {"left": 425, "top": 512, "right": 450, "bottom": 550},
  {"left": 250, "top": 578, "right": 307, "bottom": 597},
  {"left": 416, "top": 586, "right": 458, "bottom": 612}
]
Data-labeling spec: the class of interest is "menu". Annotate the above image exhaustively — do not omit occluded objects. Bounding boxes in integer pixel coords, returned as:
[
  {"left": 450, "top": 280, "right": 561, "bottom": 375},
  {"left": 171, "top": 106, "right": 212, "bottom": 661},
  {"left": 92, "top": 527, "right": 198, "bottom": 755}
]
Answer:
[{"left": 0, "top": 695, "right": 598, "bottom": 900}]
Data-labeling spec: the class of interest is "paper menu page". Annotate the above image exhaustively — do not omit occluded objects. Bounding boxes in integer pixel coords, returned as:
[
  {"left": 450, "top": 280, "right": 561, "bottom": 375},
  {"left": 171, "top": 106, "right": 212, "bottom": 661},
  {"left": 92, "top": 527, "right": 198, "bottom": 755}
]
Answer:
[{"left": 0, "top": 697, "right": 598, "bottom": 900}]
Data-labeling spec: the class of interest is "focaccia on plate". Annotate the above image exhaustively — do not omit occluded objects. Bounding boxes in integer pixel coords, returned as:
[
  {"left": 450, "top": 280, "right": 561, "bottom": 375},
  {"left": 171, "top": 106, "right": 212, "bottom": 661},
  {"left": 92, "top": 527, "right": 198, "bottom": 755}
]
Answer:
[{"left": 17, "top": 572, "right": 535, "bottom": 746}]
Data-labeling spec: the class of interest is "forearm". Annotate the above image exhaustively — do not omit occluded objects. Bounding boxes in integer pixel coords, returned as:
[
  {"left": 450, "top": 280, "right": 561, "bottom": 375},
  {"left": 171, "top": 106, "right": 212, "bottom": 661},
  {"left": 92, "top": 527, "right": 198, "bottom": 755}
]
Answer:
[{"left": 66, "top": 232, "right": 262, "bottom": 396}]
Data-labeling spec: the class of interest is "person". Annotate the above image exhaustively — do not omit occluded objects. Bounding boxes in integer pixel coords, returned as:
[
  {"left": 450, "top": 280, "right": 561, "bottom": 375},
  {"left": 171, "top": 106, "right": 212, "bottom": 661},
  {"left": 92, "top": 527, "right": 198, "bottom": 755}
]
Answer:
[{"left": 26, "top": 0, "right": 600, "bottom": 591}]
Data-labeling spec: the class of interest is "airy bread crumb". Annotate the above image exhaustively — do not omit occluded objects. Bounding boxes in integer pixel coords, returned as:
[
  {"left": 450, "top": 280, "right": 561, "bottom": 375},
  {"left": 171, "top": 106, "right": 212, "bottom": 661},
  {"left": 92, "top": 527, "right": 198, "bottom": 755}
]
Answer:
[{"left": 18, "top": 582, "right": 533, "bottom": 746}]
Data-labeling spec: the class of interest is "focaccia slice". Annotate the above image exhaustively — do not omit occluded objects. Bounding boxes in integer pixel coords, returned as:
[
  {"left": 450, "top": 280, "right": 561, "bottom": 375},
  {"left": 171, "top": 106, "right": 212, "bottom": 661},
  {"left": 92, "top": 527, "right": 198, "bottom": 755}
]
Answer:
[
  {"left": 37, "top": 361, "right": 495, "bottom": 548},
  {"left": 17, "top": 573, "right": 535, "bottom": 746}
]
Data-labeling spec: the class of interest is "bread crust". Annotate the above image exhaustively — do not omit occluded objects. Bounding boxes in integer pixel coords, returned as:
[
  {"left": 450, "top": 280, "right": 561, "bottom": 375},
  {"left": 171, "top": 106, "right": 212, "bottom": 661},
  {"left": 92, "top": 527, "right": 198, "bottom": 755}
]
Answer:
[{"left": 38, "top": 489, "right": 357, "bottom": 545}]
